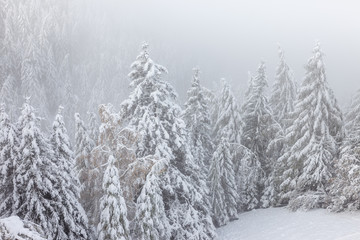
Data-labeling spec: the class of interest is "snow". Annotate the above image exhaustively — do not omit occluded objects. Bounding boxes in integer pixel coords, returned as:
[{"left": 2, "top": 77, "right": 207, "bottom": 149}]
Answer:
[
  {"left": 0, "top": 216, "right": 45, "bottom": 240},
  {"left": 216, "top": 207, "right": 360, "bottom": 240}
]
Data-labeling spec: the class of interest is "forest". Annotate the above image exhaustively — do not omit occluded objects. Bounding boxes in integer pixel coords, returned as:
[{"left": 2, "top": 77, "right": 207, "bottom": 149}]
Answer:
[{"left": 1, "top": 0, "right": 360, "bottom": 240}]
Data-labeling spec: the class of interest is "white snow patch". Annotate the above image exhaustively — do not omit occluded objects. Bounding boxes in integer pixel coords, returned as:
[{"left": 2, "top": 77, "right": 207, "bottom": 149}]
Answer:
[{"left": 216, "top": 207, "right": 360, "bottom": 240}]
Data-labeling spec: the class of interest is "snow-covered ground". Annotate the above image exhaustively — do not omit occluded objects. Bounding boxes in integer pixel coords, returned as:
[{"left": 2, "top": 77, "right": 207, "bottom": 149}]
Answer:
[{"left": 216, "top": 207, "right": 360, "bottom": 240}]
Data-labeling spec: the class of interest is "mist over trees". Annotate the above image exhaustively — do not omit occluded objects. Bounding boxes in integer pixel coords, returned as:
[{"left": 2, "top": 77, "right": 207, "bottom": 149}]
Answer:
[{"left": 1, "top": 1, "right": 360, "bottom": 240}]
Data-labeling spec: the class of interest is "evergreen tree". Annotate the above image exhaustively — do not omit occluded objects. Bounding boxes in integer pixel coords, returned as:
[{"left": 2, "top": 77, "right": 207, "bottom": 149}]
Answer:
[
  {"left": 98, "top": 155, "right": 129, "bottom": 240},
  {"left": 14, "top": 99, "right": 60, "bottom": 239},
  {"left": 208, "top": 137, "right": 238, "bottom": 227},
  {"left": 213, "top": 79, "right": 242, "bottom": 146},
  {"left": 182, "top": 67, "right": 213, "bottom": 169},
  {"left": 278, "top": 43, "right": 343, "bottom": 209},
  {"left": 241, "top": 61, "right": 281, "bottom": 208},
  {"left": 0, "top": 103, "right": 19, "bottom": 217},
  {"left": 50, "top": 106, "right": 89, "bottom": 239},
  {"left": 122, "top": 43, "right": 216, "bottom": 239},
  {"left": 329, "top": 89, "right": 360, "bottom": 211},
  {"left": 134, "top": 158, "right": 171, "bottom": 240},
  {"left": 269, "top": 46, "right": 297, "bottom": 126}
]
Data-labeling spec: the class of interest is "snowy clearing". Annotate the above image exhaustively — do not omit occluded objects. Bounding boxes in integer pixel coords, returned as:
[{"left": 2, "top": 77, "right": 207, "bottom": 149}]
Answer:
[{"left": 216, "top": 207, "right": 360, "bottom": 240}]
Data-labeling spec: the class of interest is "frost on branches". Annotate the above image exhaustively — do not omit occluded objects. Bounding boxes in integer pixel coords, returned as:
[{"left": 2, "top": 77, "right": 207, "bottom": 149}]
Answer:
[
  {"left": 278, "top": 43, "right": 343, "bottom": 210},
  {"left": 122, "top": 43, "right": 216, "bottom": 239}
]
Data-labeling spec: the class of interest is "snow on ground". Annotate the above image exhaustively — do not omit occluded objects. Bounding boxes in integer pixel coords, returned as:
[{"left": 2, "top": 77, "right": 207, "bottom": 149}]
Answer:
[{"left": 216, "top": 207, "right": 360, "bottom": 240}]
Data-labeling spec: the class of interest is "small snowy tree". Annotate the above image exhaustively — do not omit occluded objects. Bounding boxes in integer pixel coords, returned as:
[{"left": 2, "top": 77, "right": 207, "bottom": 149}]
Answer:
[
  {"left": 98, "top": 155, "right": 129, "bottom": 240},
  {"left": 0, "top": 103, "right": 19, "bottom": 217},
  {"left": 269, "top": 46, "right": 297, "bottom": 127},
  {"left": 278, "top": 43, "right": 343, "bottom": 209},
  {"left": 208, "top": 137, "right": 238, "bottom": 227},
  {"left": 182, "top": 67, "right": 213, "bottom": 169},
  {"left": 50, "top": 106, "right": 89, "bottom": 240}
]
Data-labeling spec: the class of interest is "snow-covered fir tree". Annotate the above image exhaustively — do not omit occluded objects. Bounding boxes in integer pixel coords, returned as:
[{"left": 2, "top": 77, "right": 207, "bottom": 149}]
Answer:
[
  {"left": 0, "top": 75, "right": 17, "bottom": 119},
  {"left": 122, "top": 43, "right": 216, "bottom": 239},
  {"left": 329, "top": 89, "right": 360, "bottom": 211},
  {"left": 241, "top": 61, "right": 281, "bottom": 208},
  {"left": 208, "top": 136, "right": 238, "bottom": 227},
  {"left": 133, "top": 158, "right": 171, "bottom": 240},
  {"left": 213, "top": 79, "right": 242, "bottom": 146},
  {"left": 269, "top": 46, "right": 297, "bottom": 127},
  {"left": 278, "top": 43, "right": 343, "bottom": 209},
  {"left": 182, "top": 67, "right": 213, "bottom": 169},
  {"left": 0, "top": 103, "right": 19, "bottom": 217},
  {"left": 98, "top": 155, "right": 129, "bottom": 240},
  {"left": 50, "top": 106, "right": 89, "bottom": 239},
  {"left": 14, "top": 99, "right": 74, "bottom": 239}
]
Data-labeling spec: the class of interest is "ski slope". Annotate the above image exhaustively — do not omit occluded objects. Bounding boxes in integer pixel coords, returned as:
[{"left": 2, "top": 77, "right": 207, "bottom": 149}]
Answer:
[{"left": 216, "top": 207, "right": 360, "bottom": 240}]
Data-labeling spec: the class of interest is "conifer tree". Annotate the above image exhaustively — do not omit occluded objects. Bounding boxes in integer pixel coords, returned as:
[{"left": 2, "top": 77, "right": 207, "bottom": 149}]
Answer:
[
  {"left": 122, "top": 43, "right": 216, "bottom": 239},
  {"left": 269, "top": 46, "right": 297, "bottom": 126},
  {"left": 50, "top": 106, "right": 89, "bottom": 240},
  {"left": 329, "top": 89, "right": 360, "bottom": 211},
  {"left": 98, "top": 155, "right": 129, "bottom": 240},
  {"left": 134, "top": 158, "right": 171, "bottom": 240},
  {"left": 208, "top": 137, "right": 238, "bottom": 226},
  {"left": 182, "top": 67, "right": 213, "bottom": 169},
  {"left": 15, "top": 99, "right": 61, "bottom": 239},
  {"left": 213, "top": 79, "right": 243, "bottom": 146},
  {"left": 278, "top": 43, "right": 343, "bottom": 209},
  {"left": 241, "top": 62, "right": 281, "bottom": 208},
  {"left": 0, "top": 103, "right": 19, "bottom": 217}
]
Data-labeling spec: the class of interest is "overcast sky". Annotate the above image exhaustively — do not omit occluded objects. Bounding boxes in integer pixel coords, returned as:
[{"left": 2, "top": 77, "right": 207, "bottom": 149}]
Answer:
[{"left": 90, "top": 0, "right": 360, "bottom": 105}]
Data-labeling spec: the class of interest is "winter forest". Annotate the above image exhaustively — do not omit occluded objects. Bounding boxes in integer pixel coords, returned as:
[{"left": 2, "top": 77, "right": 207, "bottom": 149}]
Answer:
[{"left": 1, "top": 0, "right": 360, "bottom": 240}]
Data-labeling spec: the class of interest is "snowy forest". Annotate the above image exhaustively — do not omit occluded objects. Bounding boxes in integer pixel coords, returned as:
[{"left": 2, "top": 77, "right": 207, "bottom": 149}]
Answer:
[{"left": 1, "top": 0, "right": 360, "bottom": 240}]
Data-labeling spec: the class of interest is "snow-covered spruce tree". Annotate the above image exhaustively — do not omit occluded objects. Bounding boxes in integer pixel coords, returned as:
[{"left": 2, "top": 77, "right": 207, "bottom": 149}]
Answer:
[
  {"left": 134, "top": 158, "right": 170, "bottom": 240},
  {"left": 182, "top": 67, "right": 213, "bottom": 169},
  {"left": 122, "top": 43, "right": 216, "bottom": 239},
  {"left": 278, "top": 43, "right": 343, "bottom": 210},
  {"left": 328, "top": 89, "right": 360, "bottom": 212},
  {"left": 213, "top": 79, "right": 242, "bottom": 146},
  {"left": 14, "top": 99, "right": 66, "bottom": 239},
  {"left": 74, "top": 112, "right": 97, "bottom": 228},
  {"left": 0, "top": 103, "right": 19, "bottom": 217},
  {"left": 269, "top": 46, "right": 297, "bottom": 127},
  {"left": 241, "top": 61, "right": 281, "bottom": 208},
  {"left": 50, "top": 106, "right": 89, "bottom": 239},
  {"left": 208, "top": 136, "right": 238, "bottom": 227},
  {"left": 98, "top": 155, "right": 129, "bottom": 240}
]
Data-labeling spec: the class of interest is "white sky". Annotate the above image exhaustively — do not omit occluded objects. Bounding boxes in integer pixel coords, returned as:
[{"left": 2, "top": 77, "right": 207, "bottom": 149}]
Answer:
[{"left": 93, "top": 0, "right": 360, "bottom": 105}]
